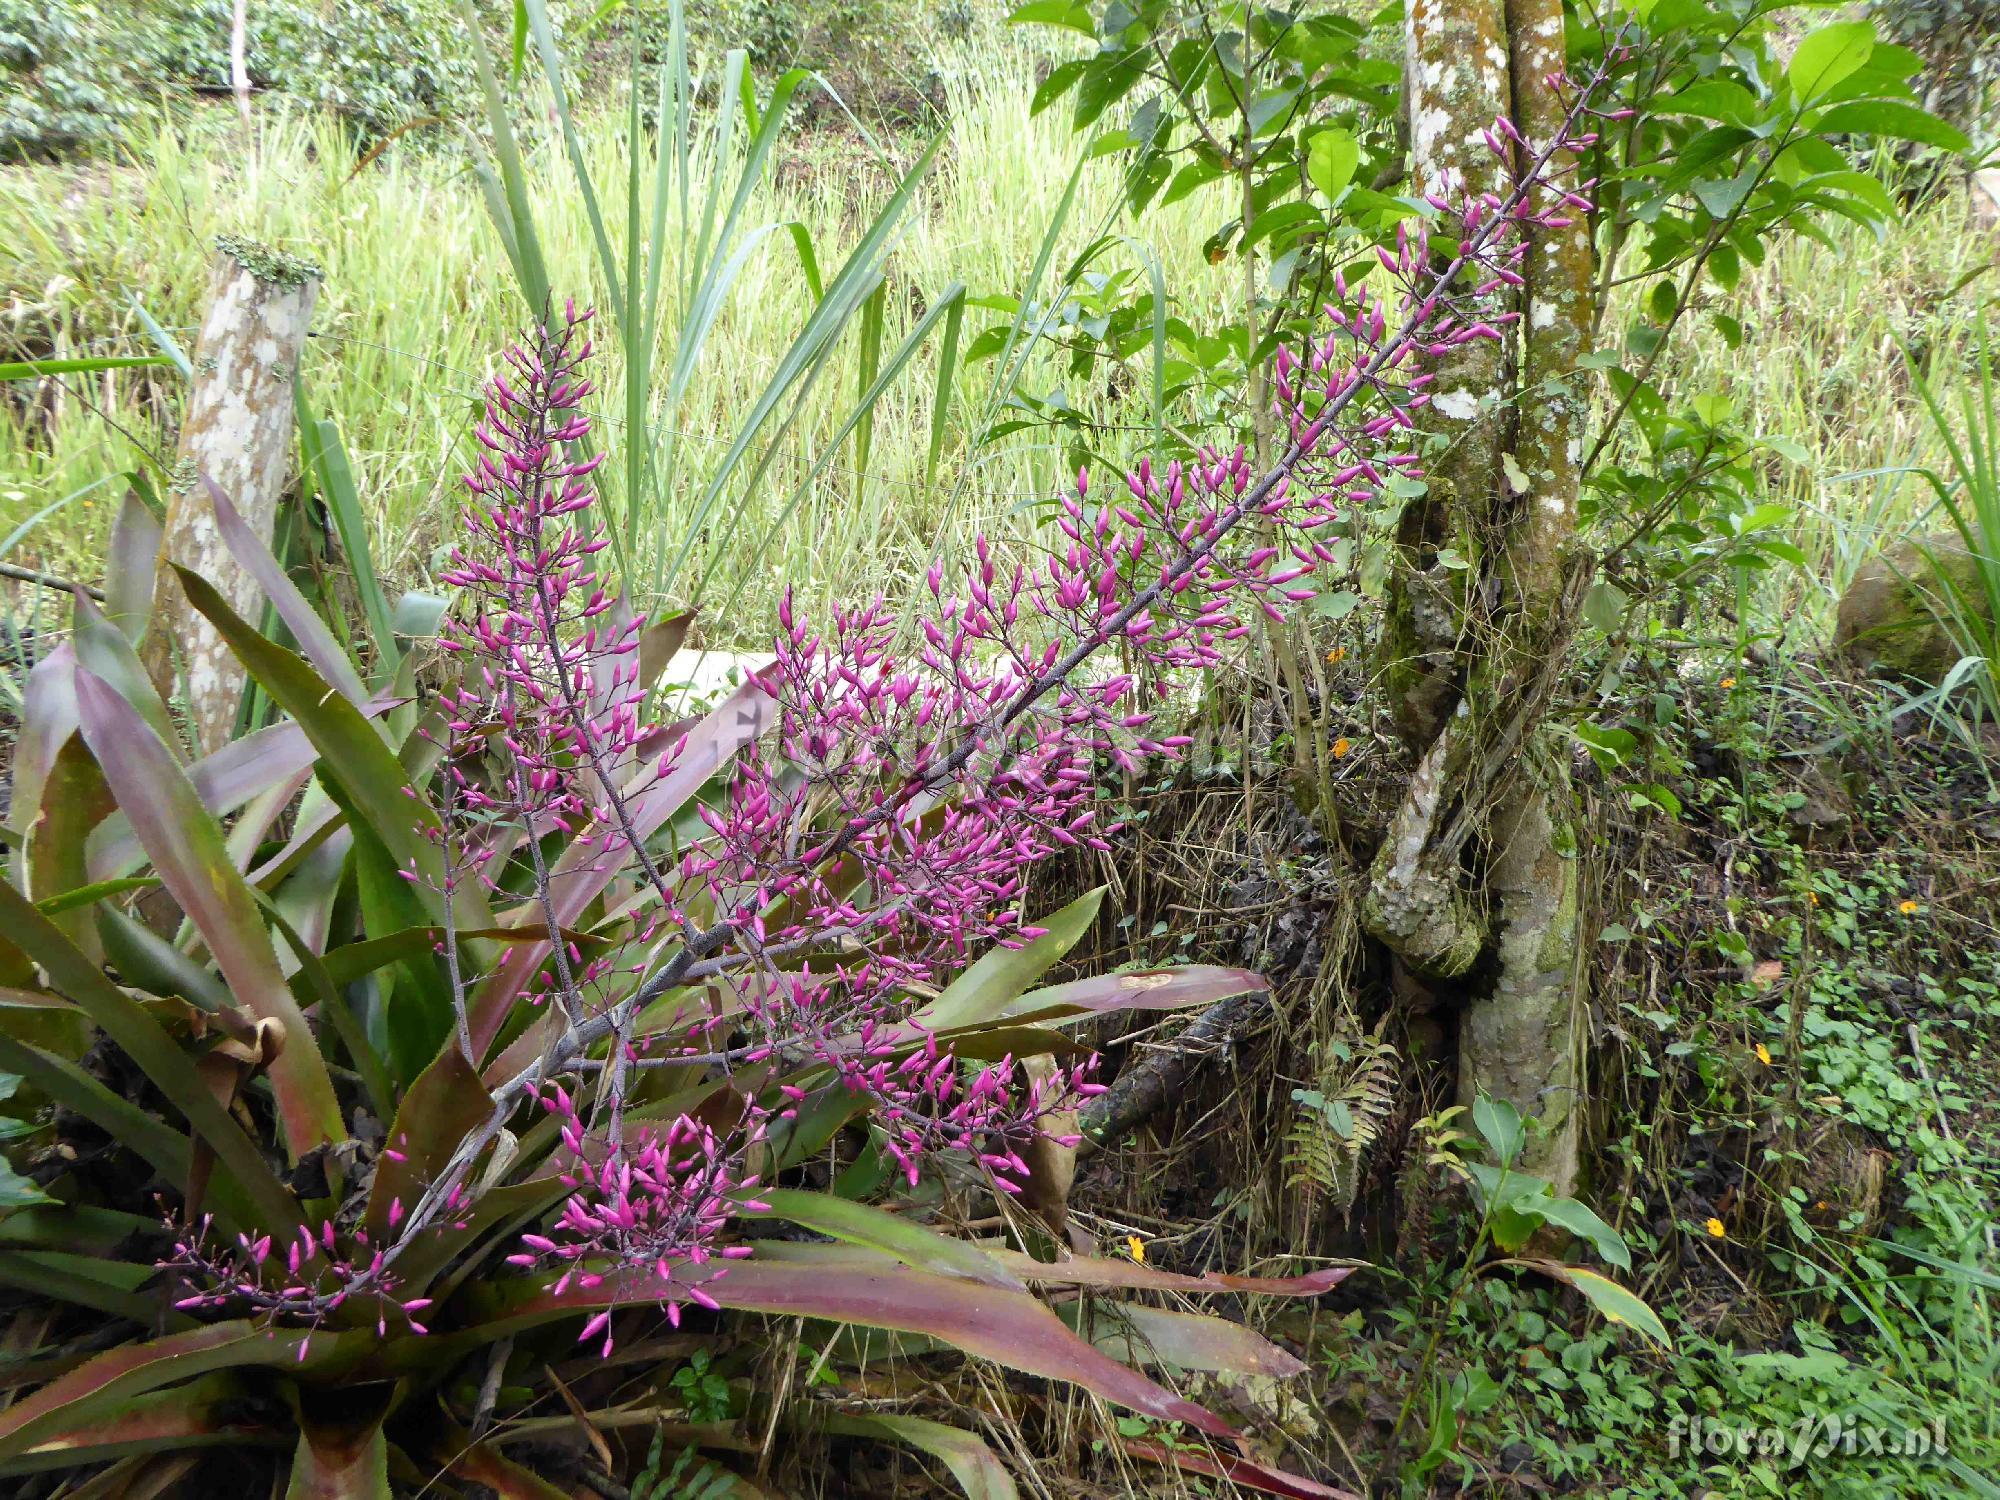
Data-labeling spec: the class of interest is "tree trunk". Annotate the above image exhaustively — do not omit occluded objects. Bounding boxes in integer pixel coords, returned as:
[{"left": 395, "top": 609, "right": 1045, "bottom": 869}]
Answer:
[
  {"left": 149, "top": 239, "right": 321, "bottom": 754},
  {"left": 1363, "top": 0, "right": 1594, "bottom": 1192},
  {"left": 1379, "top": 0, "right": 1515, "bottom": 748},
  {"left": 230, "top": 0, "right": 254, "bottom": 133}
]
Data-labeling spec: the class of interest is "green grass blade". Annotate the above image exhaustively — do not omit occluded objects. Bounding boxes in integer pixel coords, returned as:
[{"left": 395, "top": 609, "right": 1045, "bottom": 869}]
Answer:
[
  {"left": 622, "top": 31, "right": 648, "bottom": 563},
  {"left": 523, "top": 0, "right": 625, "bottom": 329},
  {"left": 129, "top": 297, "right": 192, "bottom": 377},
  {"left": 854, "top": 277, "right": 887, "bottom": 478},
  {"left": 973, "top": 154, "right": 1089, "bottom": 442},
  {"left": 296, "top": 402, "right": 399, "bottom": 683},
  {"left": 0, "top": 357, "right": 175, "bottom": 381},
  {"left": 707, "top": 282, "right": 969, "bottom": 613},
  {"left": 687, "top": 51, "right": 745, "bottom": 318},
  {"left": 1, "top": 475, "right": 113, "bottom": 561},
  {"left": 664, "top": 131, "right": 947, "bottom": 594},
  {"left": 458, "top": 0, "right": 551, "bottom": 314},
  {"left": 785, "top": 221, "right": 825, "bottom": 303},
  {"left": 927, "top": 289, "right": 966, "bottom": 487}
]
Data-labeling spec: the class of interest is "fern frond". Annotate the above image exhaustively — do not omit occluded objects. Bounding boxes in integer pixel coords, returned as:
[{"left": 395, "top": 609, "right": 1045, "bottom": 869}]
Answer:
[{"left": 1285, "top": 1028, "right": 1399, "bottom": 1220}]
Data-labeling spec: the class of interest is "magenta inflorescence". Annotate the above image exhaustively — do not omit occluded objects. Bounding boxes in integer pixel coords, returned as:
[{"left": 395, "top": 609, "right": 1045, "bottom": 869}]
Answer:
[{"left": 161, "top": 87, "right": 1611, "bottom": 1350}]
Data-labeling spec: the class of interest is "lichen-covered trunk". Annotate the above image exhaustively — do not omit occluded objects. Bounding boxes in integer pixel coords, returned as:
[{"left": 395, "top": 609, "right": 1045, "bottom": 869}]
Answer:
[
  {"left": 1363, "top": 0, "right": 1593, "bottom": 1192},
  {"left": 148, "top": 242, "right": 320, "bottom": 754},
  {"left": 1383, "top": 0, "right": 1515, "bottom": 746}
]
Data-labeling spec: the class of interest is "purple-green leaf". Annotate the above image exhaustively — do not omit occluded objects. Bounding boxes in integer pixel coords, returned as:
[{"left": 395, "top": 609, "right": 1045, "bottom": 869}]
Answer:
[
  {"left": 202, "top": 477, "right": 369, "bottom": 707},
  {"left": 0, "top": 1372, "right": 267, "bottom": 1479},
  {"left": 25, "top": 735, "right": 114, "bottom": 961},
  {"left": 74, "top": 668, "right": 345, "bottom": 1161},
  {"left": 171, "top": 565, "right": 474, "bottom": 926},
  {"left": 1003, "top": 965, "right": 1270, "bottom": 1025},
  {"left": 467, "top": 1260, "right": 1242, "bottom": 1438},
  {"left": 0, "top": 1322, "right": 315, "bottom": 1461},
  {"left": 5, "top": 644, "right": 79, "bottom": 875},
  {"left": 1123, "top": 1437, "right": 1361, "bottom": 1500},
  {"left": 86, "top": 700, "right": 394, "bottom": 884},
  {"left": 72, "top": 593, "right": 181, "bottom": 760},
  {"left": 365, "top": 1046, "right": 491, "bottom": 1240},
  {"left": 747, "top": 1189, "right": 1026, "bottom": 1290},
  {"left": 0, "top": 880, "right": 299, "bottom": 1232},
  {"left": 289, "top": 1384, "right": 394, "bottom": 1500},
  {"left": 918, "top": 888, "right": 1105, "bottom": 1031},
  {"left": 102, "top": 488, "right": 162, "bottom": 644},
  {"left": 819, "top": 1414, "right": 1018, "bottom": 1500},
  {"left": 1065, "top": 1300, "right": 1306, "bottom": 1377},
  {"left": 989, "top": 1249, "right": 1354, "bottom": 1298}
]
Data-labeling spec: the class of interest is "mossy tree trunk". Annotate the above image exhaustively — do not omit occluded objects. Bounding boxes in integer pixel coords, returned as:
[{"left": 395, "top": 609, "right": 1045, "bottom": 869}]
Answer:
[
  {"left": 148, "top": 240, "right": 321, "bottom": 754},
  {"left": 1363, "top": 0, "right": 1593, "bottom": 1191}
]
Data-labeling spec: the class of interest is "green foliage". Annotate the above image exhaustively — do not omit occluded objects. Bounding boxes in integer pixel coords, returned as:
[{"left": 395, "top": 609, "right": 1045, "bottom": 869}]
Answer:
[
  {"left": 0, "top": 451, "right": 1322, "bottom": 1489},
  {"left": 0, "top": 0, "right": 483, "bottom": 158},
  {"left": 1371, "top": 1099, "right": 1665, "bottom": 1487},
  {"left": 1572, "top": 8, "right": 1968, "bottom": 642},
  {"left": 666, "top": 1349, "right": 733, "bottom": 1421},
  {"left": 1004, "top": 0, "right": 1404, "bottom": 461},
  {"left": 1869, "top": 0, "right": 1999, "bottom": 131},
  {"left": 1008, "top": 2, "right": 1967, "bottom": 630},
  {"left": 632, "top": 1428, "right": 740, "bottom": 1500},
  {"left": 463, "top": 0, "right": 970, "bottom": 598},
  {"left": 1512, "top": 604, "right": 2000, "bottom": 1497},
  {"left": 0, "top": 0, "right": 165, "bottom": 158},
  {"left": 1897, "top": 323, "right": 2000, "bottom": 717},
  {"left": 0, "top": 1074, "right": 50, "bottom": 1209},
  {"left": 162, "top": 0, "right": 479, "bottom": 142},
  {"left": 1283, "top": 1028, "right": 1396, "bottom": 1217}
]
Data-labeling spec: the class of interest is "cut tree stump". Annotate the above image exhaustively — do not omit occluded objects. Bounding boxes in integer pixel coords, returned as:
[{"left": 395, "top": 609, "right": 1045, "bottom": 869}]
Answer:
[{"left": 147, "top": 237, "right": 321, "bottom": 754}]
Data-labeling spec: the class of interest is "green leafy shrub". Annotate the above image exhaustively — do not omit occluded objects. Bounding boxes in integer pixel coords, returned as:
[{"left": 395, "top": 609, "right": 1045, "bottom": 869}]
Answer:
[
  {"left": 0, "top": 467, "right": 1337, "bottom": 1488},
  {"left": 1869, "top": 0, "right": 1999, "bottom": 132},
  {"left": 155, "top": 0, "right": 478, "bottom": 143},
  {"left": 0, "top": 0, "right": 166, "bottom": 158},
  {"left": 1, "top": 0, "right": 485, "bottom": 159}
]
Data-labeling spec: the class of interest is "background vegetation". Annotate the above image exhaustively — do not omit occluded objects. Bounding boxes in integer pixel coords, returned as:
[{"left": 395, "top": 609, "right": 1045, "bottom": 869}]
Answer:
[{"left": 0, "top": 0, "right": 1997, "bottom": 1495}]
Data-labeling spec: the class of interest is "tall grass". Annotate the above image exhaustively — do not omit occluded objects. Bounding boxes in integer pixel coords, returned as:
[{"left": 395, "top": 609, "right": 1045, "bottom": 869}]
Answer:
[
  {"left": 0, "top": 39, "right": 1989, "bottom": 646},
  {"left": 1650, "top": 188, "right": 1994, "bottom": 626},
  {"left": 0, "top": 37, "right": 1237, "bottom": 644}
]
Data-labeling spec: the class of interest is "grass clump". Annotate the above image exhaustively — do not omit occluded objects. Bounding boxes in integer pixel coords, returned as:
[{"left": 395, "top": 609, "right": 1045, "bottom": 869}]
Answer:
[{"left": 0, "top": 45, "right": 1235, "bottom": 636}]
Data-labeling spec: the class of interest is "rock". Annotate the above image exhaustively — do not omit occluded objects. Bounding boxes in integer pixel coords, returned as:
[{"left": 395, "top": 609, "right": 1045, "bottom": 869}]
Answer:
[
  {"left": 1833, "top": 532, "right": 1992, "bottom": 684},
  {"left": 1784, "top": 761, "right": 1853, "bottom": 842}
]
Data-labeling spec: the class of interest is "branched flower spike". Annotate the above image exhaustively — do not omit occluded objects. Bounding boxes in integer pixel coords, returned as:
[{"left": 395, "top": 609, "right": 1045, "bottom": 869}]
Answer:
[{"left": 161, "top": 70, "right": 1618, "bottom": 1353}]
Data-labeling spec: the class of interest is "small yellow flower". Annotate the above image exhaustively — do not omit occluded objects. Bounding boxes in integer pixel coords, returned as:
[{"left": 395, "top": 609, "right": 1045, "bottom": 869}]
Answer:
[
  {"left": 1808, "top": 892, "right": 1819, "bottom": 906},
  {"left": 1898, "top": 899, "right": 1920, "bottom": 915},
  {"left": 1127, "top": 1236, "right": 1147, "bottom": 1264},
  {"left": 1332, "top": 737, "right": 1352, "bottom": 758},
  {"left": 1326, "top": 647, "right": 1346, "bottom": 665},
  {"left": 1720, "top": 676, "right": 1737, "bottom": 689},
  {"left": 1705, "top": 1218, "right": 1727, "bottom": 1240},
  {"left": 1755, "top": 1043, "right": 1771, "bottom": 1065}
]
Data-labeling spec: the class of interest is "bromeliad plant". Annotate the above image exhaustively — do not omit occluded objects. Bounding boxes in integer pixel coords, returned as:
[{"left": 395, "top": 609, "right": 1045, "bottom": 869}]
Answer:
[{"left": 0, "top": 76, "right": 1621, "bottom": 1497}]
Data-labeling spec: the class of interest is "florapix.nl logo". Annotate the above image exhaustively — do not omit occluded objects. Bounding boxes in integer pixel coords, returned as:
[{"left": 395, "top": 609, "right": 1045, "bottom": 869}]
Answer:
[{"left": 1667, "top": 1411, "right": 1949, "bottom": 1465}]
